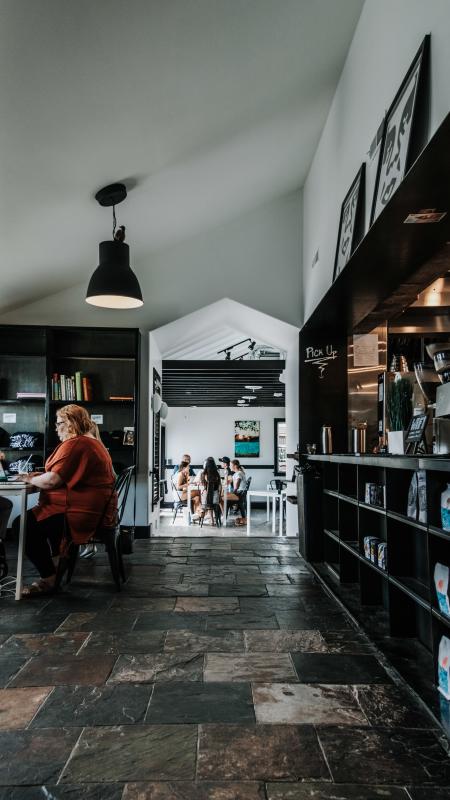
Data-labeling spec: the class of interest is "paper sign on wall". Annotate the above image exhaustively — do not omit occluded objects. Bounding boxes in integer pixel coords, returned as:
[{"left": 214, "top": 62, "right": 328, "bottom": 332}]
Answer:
[
  {"left": 353, "top": 333, "right": 379, "bottom": 367},
  {"left": 3, "top": 413, "right": 16, "bottom": 423},
  {"left": 91, "top": 414, "right": 103, "bottom": 424}
]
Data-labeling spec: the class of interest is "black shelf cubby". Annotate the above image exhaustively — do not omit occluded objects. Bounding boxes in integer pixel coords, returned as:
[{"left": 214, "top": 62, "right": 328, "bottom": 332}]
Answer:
[
  {"left": 386, "top": 467, "right": 418, "bottom": 518},
  {"left": 427, "top": 469, "right": 450, "bottom": 532},
  {"left": 322, "top": 461, "right": 338, "bottom": 492},
  {"left": 358, "top": 464, "right": 385, "bottom": 507},
  {"left": 387, "top": 517, "right": 430, "bottom": 605},
  {"left": 339, "top": 497, "right": 358, "bottom": 543},
  {"left": 323, "top": 492, "right": 338, "bottom": 534},
  {"left": 339, "top": 463, "right": 357, "bottom": 499}
]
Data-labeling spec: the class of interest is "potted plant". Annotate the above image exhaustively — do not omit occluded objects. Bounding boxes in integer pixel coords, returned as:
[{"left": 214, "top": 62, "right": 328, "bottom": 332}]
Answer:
[{"left": 387, "top": 375, "right": 413, "bottom": 454}]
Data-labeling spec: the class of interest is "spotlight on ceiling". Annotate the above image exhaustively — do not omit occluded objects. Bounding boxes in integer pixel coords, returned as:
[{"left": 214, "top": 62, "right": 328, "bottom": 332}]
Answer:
[
  {"left": 273, "top": 392, "right": 283, "bottom": 397},
  {"left": 245, "top": 385, "right": 262, "bottom": 391},
  {"left": 86, "top": 183, "right": 144, "bottom": 309},
  {"left": 242, "top": 395, "right": 256, "bottom": 400}
]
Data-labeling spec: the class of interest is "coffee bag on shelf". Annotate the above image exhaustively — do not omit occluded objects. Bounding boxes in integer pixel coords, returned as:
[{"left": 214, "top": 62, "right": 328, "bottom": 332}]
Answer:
[
  {"left": 438, "top": 636, "right": 450, "bottom": 700},
  {"left": 434, "top": 563, "right": 450, "bottom": 616},
  {"left": 377, "top": 542, "right": 387, "bottom": 571}
]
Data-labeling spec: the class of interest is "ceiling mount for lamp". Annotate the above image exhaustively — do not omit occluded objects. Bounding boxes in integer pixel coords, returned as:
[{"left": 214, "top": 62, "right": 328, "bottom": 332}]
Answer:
[{"left": 86, "top": 182, "right": 144, "bottom": 309}]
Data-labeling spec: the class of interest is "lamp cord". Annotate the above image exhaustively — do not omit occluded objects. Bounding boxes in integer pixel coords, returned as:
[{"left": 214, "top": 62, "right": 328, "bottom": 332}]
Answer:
[{"left": 112, "top": 205, "right": 117, "bottom": 239}]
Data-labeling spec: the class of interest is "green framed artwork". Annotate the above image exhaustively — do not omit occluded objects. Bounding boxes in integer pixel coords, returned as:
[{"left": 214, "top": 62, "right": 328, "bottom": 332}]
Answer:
[{"left": 235, "top": 420, "right": 260, "bottom": 458}]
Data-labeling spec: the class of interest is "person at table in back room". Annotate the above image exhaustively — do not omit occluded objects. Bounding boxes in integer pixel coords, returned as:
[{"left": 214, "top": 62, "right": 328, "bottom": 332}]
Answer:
[
  {"left": 218, "top": 456, "right": 233, "bottom": 485},
  {"left": 176, "top": 459, "right": 199, "bottom": 508},
  {"left": 192, "top": 457, "right": 222, "bottom": 523},
  {"left": 172, "top": 453, "right": 195, "bottom": 477},
  {"left": 18, "top": 404, "right": 116, "bottom": 596},
  {"left": 226, "top": 459, "right": 248, "bottom": 526}
]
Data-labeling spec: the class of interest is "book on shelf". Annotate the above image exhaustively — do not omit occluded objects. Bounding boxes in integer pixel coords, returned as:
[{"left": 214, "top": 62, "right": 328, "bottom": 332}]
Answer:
[
  {"left": 109, "top": 395, "right": 133, "bottom": 401},
  {"left": 16, "top": 392, "right": 46, "bottom": 399},
  {"left": 51, "top": 372, "right": 93, "bottom": 401}
]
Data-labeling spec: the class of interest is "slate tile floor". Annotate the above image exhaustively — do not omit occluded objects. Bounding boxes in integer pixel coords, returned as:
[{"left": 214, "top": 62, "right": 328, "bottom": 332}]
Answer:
[{"left": 0, "top": 536, "right": 449, "bottom": 798}]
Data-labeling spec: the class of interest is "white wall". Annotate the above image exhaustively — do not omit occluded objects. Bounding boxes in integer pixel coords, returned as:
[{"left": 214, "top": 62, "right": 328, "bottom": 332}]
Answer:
[
  {"left": 164, "top": 406, "right": 284, "bottom": 496},
  {"left": 302, "top": 0, "right": 450, "bottom": 322}
]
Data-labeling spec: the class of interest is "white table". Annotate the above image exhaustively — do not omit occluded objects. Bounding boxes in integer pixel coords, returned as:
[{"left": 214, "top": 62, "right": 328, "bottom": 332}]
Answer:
[
  {"left": 246, "top": 489, "right": 279, "bottom": 535},
  {"left": 0, "top": 484, "right": 38, "bottom": 600}
]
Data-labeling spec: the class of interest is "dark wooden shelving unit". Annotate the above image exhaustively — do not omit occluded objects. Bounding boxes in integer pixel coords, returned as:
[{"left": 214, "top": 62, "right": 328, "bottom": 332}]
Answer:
[
  {"left": 308, "top": 453, "right": 450, "bottom": 730},
  {"left": 0, "top": 325, "right": 140, "bottom": 476}
]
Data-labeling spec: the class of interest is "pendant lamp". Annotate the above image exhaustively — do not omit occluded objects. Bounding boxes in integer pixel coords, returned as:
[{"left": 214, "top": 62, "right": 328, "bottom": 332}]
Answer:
[{"left": 86, "top": 183, "right": 144, "bottom": 309}]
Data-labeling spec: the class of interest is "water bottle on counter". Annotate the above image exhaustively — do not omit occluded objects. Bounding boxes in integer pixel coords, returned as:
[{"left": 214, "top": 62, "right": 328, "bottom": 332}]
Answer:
[{"left": 321, "top": 425, "right": 333, "bottom": 454}]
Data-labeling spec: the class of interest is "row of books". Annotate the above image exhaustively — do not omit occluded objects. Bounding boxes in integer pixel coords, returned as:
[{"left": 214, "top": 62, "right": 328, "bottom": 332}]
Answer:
[{"left": 51, "top": 372, "right": 93, "bottom": 401}]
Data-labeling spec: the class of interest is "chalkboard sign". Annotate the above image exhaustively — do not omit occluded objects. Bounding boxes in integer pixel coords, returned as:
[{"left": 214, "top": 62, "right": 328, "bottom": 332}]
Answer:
[
  {"left": 405, "top": 413, "right": 428, "bottom": 454},
  {"left": 406, "top": 413, "right": 428, "bottom": 442}
]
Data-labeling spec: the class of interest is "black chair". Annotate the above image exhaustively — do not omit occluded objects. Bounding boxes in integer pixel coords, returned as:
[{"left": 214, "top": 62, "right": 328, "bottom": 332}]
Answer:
[
  {"left": 226, "top": 476, "right": 252, "bottom": 520},
  {"left": 55, "top": 465, "right": 134, "bottom": 592},
  {"left": 199, "top": 488, "right": 222, "bottom": 528}
]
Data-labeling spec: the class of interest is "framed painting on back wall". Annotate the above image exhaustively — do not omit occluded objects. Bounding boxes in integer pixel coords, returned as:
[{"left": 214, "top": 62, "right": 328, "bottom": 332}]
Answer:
[
  {"left": 333, "top": 163, "right": 365, "bottom": 282},
  {"left": 235, "top": 420, "right": 260, "bottom": 458},
  {"left": 371, "top": 34, "right": 430, "bottom": 225}
]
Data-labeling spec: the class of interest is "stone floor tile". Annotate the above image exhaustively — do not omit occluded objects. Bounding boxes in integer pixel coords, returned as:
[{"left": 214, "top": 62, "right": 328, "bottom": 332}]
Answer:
[
  {"left": 265, "top": 784, "right": 409, "bottom": 799},
  {"left": 318, "top": 726, "right": 450, "bottom": 784},
  {"left": 60, "top": 725, "right": 197, "bottom": 783},
  {"left": 31, "top": 684, "right": 152, "bottom": 727},
  {"left": 109, "top": 598, "right": 175, "bottom": 612},
  {"left": 291, "top": 654, "right": 391, "bottom": 684},
  {"left": 134, "top": 613, "right": 207, "bottom": 631},
  {"left": 9, "top": 654, "right": 116, "bottom": 687},
  {"left": 407, "top": 789, "right": 450, "bottom": 799},
  {"left": 206, "top": 612, "right": 279, "bottom": 630},
  {"left": 208, "top": 584, "right": 268, "bottom": 596},
  {"left": 146, "top": 682, "right": 255, "bottom": 724},
  {"left": 164, "top": 630, "right": 245, "bottom": 653},
  {"left": 0, "top": 787, "right": 123, "bottom": 799},
  {"left": 0, "top": 728, "right": 80, "bottom": 785},
  {"left": 0, "top": 687, "right": 51, "bottom": 729},
  {"left": 197, "top": 723, "right": 329, "bottom": 781},
  {"left": 174, "top": 598, "right": 239, "bottom": 613},
  {"left": 0, "top": 614, "right": 68, "bottom": 635},
  {"left": 319, "top": 631, "right": 376, "bottom": 654},
  {"left": 0, "top": 655, "right": 30, "bottom": 688},
  {"left": 355, "top": 684, "right": 438, "bottom": 728},
  {"left": 276, "top": 612, "right": 352, "bottom": 630},
  {"left": 252, "top": 683, "right": 367, "bottom": 725},
  {"left": 0, "top": 632, "right": 89, "bottom": 658},
  {"left": 123, "top": 781, "right": 266, "bottom": 799},
  {"left": 80, "top": 631, "right": 166, "bottom": 655},
  {"left": 244, "top": 630, "right": 327, "bottom": 653},
  {"left": 108, "top": 653, "right": 204, "bottom": 684},
  {"left": 204, "top": 653, "right": 297, "bottom": 682}
]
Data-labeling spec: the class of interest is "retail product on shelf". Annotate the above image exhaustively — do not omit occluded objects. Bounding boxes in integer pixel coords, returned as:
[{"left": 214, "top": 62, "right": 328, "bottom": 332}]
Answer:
[
  {"left": 365, "top": 482, "right": 385, "bottom": 507},
  {"left": 434, "top": 563, "right": 450, "bottom": 617},
  {"left": 407, "top": 470, "right": 427, "bottom": 524},
  {"left": 441, "top": 484, "right": 450, "bottom": 532},
  {"left": 438, "top": 636, "right": 450, "bottom": 700},
  {"left": 363, "top": 536, "right": 381, "bottom": 564},
  {"left": 52, "top": 372, "right": 93, "bottom": 402},
  {"left": 377, "top": 542, "right": 387, "bottom": 571}
]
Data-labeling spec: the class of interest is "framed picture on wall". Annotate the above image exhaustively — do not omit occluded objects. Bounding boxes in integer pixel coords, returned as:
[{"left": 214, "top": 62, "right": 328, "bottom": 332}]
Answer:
[
  {"left": 235, "top": 420, "right": 260, "bottom": 458},
  {"left": 332, "top": 164, "right": 365, "bottom": 281},
  {"left": 371, "top": 34, "right": 430, "bottom": 225}
]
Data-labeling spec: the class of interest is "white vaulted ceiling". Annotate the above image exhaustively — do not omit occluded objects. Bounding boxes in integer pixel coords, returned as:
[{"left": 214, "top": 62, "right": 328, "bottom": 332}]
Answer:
[{"left": 0, "top": 0, "right": 363, "bottom": 317}]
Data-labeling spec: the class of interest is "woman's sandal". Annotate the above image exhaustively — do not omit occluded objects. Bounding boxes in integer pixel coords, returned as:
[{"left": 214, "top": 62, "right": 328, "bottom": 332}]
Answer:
[{"left": 21, "top": 579, "right": 57, "bottom": 597}]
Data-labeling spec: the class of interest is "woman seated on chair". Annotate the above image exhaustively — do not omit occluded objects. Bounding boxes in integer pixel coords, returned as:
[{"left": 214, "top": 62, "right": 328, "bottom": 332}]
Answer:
[
  {"left": 176, "top": 460, "right": 199, "bottom": 506},
  {"left": 227, "top": 459, "right": 248, "bottom": 525},
  {"left": 19, "top": 404, "right": 116, "bottom": 596},
  {"left": 192, "top": 457, "right": 222, "bottom": 522}
]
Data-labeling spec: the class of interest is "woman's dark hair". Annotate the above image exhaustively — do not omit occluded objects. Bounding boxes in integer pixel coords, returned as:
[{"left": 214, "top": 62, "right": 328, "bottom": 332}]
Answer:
[
  {"left": 231, "top": 459, "right": 245, "bottom": 472},
  {"left": 201, "top": 457, "right": 220, "bottom": 506},
  {"left": 179, "top": 460, "right": 189, "bottom": 471}
]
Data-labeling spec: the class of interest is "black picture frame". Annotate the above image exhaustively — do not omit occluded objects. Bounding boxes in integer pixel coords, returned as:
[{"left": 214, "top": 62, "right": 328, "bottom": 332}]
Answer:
[
  {"left": 370, "top": 34, "right": 430, "bottom": 225},
  {"left": 333, "top": 164, "right": 365, "bottom": 281}
]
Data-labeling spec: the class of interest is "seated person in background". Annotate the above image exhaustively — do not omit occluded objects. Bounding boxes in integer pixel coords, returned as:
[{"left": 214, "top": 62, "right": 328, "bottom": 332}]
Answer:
[
  {"left": 0, "top": 451, "right": 13, "bottom": 539},
  {"left": 218, "top": 456, "right": 233, "bottom": 486},
  {"left": 227, "top": 459, "right": 248, "bottom": 525},
  {"left": 192, "top": 457, "right": 222, "bottom": 520},
  {"left": 176, "top": 460, "right": 199, "bottom": 506},
  {"left": 19, "top": 404, "right": 116, "bottom": 596},
  {"left": 172, "top": 454, "right": 195, "bottom": 477}
]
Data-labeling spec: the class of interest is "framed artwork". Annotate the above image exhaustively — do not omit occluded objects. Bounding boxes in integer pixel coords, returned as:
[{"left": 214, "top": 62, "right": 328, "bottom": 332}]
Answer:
[
  {"left": 333, "top": 164, "right": 365, "bottom": 281},
  {"left": 235, "top": 420, "right": 260, "bottom": 458},
  {"left": 371, "top": 35, "right": 430, "bottom": 225}
]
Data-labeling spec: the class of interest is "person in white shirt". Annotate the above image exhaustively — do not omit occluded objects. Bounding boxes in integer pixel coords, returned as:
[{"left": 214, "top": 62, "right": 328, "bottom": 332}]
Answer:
[{"left": 227, "top": 459, "right": 247, "bottom": 525}]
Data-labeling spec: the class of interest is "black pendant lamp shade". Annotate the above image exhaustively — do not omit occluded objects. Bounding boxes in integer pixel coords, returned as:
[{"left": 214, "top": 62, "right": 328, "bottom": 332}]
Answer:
[
  {"left": 86, "top": 183, "right": 144, "bottom": 309},
  {"left": 86, "top": 241, "right": 143, "bottom": 308}
]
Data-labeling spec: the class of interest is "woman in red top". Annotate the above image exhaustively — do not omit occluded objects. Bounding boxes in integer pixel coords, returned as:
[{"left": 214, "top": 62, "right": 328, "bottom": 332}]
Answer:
[{"left": 21, "top": 404, "right": 116, "bottom": 596}]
